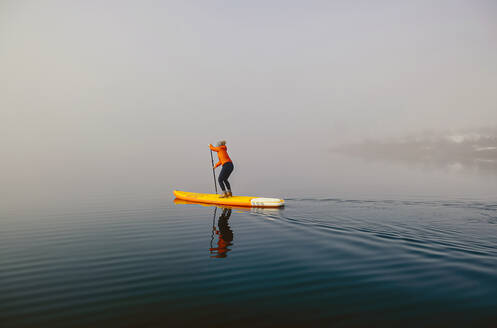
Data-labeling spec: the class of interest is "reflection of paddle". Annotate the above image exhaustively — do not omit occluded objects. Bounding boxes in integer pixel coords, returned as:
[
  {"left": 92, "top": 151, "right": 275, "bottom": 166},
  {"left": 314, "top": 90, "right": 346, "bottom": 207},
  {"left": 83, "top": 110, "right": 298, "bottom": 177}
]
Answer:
[
  {"left": 210, "top": 206, "right": 217, "bottom": 251},
  {"left": 209, "top": 149, "right": 218, "bottom": 194}
]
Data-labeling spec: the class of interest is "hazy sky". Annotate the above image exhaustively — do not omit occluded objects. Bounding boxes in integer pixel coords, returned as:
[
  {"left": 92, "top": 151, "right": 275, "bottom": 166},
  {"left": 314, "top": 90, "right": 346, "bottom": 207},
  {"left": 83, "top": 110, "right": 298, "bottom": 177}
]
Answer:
[{"left": 1, "top": 0, "right": 497, "bottom": 205}]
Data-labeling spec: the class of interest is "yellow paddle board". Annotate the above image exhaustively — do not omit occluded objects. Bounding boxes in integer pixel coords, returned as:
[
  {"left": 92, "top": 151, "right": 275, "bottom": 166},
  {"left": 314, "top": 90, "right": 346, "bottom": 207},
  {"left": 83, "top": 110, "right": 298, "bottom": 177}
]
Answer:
[{"left": 173, "top": 190, "right": 284, "bottom": 208}]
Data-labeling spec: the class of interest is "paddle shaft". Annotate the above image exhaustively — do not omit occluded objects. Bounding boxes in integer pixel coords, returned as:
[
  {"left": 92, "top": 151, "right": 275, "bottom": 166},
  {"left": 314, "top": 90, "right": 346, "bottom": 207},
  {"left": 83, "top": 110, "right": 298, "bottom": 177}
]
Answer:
[{"left": 210, "top": 149, "right": 218, "bottom": 194}]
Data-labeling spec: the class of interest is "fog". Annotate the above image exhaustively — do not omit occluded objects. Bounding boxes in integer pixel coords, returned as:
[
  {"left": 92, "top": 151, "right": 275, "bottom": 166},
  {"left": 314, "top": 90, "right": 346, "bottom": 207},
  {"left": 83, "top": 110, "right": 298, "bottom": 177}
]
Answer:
[
  {"left": 2, "top": 0, "right": 497, "bottom": 209},
  {"left": 336, "top": 126, "right": 497, "bottom": 174}
]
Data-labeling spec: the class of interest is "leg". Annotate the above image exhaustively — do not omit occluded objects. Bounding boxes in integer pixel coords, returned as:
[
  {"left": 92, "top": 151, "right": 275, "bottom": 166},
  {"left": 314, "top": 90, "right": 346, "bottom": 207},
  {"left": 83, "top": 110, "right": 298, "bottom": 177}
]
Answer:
[
  {"left": 218, "top": 165, "right": 228, "bottom": 192},
  {"left": 218, "top": 175, "right": 226, "bottom": 192},
  {"left": 223, "top": 162, "right": 234, "bottom": 194}
]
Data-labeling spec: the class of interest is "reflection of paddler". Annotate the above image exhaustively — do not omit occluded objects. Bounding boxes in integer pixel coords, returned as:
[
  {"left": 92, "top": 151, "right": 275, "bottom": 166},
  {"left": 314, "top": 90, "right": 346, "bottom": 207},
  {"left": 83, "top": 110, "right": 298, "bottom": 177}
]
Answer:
[{"left": 210, "top": 208, "right": 233, "bottom": 258}]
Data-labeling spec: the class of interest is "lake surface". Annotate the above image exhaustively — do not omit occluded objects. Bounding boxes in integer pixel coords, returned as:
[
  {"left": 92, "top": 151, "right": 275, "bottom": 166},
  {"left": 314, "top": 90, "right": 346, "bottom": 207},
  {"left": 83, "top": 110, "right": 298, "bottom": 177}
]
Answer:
[{"left": 1, "top": 191, "right": 496, "bottom": 327}]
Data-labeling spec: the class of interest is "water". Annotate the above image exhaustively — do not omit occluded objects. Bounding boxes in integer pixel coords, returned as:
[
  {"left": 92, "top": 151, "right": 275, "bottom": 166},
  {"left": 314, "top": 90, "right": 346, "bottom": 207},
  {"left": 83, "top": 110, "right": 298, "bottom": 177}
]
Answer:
[{"left": 1, "top": 191, "right": 496, "bottom": 327}]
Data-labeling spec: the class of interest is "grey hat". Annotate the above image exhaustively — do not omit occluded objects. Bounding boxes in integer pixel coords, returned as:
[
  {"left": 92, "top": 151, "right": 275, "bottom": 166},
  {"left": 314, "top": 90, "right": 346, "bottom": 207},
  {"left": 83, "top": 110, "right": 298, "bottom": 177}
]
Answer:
[{"left": 217, "top": 140, "right": 226, "bottom": 147}]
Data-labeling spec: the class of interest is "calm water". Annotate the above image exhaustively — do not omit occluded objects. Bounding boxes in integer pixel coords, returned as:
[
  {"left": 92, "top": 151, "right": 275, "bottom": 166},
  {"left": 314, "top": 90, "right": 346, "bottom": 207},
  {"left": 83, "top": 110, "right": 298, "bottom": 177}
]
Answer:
[{"left": 1, "top": 192, "right": 497, "bottom": 327}]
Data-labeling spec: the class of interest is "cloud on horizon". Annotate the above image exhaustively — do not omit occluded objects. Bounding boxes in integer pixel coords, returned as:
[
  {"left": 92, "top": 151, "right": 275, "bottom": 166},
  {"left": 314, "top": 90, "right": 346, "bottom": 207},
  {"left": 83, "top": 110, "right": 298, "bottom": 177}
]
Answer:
[{"left": 334, "top": 127, "right": 497, "bottom": 175}]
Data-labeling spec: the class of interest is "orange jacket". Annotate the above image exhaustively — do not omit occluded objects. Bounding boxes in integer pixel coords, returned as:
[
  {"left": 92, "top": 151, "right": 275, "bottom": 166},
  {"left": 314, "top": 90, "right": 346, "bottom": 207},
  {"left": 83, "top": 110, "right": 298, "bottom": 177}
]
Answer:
[{"left": 209, "top": 144, "right": 232, "bottom": 168}]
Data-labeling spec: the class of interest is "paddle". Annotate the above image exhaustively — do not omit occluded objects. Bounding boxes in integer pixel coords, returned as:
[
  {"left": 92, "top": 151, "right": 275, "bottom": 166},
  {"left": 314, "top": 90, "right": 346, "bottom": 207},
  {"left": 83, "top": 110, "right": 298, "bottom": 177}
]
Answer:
[{"left": 210, "top": 148, "right": 218, "bottom": 194}]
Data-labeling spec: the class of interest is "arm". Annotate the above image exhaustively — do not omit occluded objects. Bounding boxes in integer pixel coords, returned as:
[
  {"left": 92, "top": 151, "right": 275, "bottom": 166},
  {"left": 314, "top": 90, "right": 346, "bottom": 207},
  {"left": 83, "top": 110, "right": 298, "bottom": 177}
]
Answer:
[
  {"left": 209, "top": 144, "right": 220, "bottom": 152},
  {"left": 214, "top": 160, "right": 222, "bottom": 169}
]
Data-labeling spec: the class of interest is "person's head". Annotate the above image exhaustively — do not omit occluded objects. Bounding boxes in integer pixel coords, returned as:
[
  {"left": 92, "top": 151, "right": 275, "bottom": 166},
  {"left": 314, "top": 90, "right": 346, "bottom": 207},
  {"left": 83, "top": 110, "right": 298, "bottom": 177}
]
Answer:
[{"left": 217, "top": 140, "right": 226, "bottom": 147}]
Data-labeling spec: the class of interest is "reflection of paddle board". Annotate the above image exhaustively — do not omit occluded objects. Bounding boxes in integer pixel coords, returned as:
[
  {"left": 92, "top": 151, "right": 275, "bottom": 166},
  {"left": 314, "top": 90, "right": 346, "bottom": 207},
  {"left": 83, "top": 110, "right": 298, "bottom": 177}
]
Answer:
[
  {"left": 173, "top": 190, "right": 285, "bottom": 208},
  {"left": 174, "top": 198, "right": 249, "bottom": 211}
]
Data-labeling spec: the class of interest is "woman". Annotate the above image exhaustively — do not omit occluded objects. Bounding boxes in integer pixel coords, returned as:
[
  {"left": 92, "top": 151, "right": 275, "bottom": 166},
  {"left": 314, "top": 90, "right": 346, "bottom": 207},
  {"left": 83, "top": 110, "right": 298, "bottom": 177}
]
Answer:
[{"left": 209, "top": 140, "right": 234, "bottom": 198}]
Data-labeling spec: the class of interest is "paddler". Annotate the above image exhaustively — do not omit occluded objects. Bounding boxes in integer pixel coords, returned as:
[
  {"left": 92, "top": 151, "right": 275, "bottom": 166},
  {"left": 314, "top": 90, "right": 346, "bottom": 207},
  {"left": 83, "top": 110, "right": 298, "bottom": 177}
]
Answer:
[{"left": 209, "top": 140, "right": 234, "bottom": 198}]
